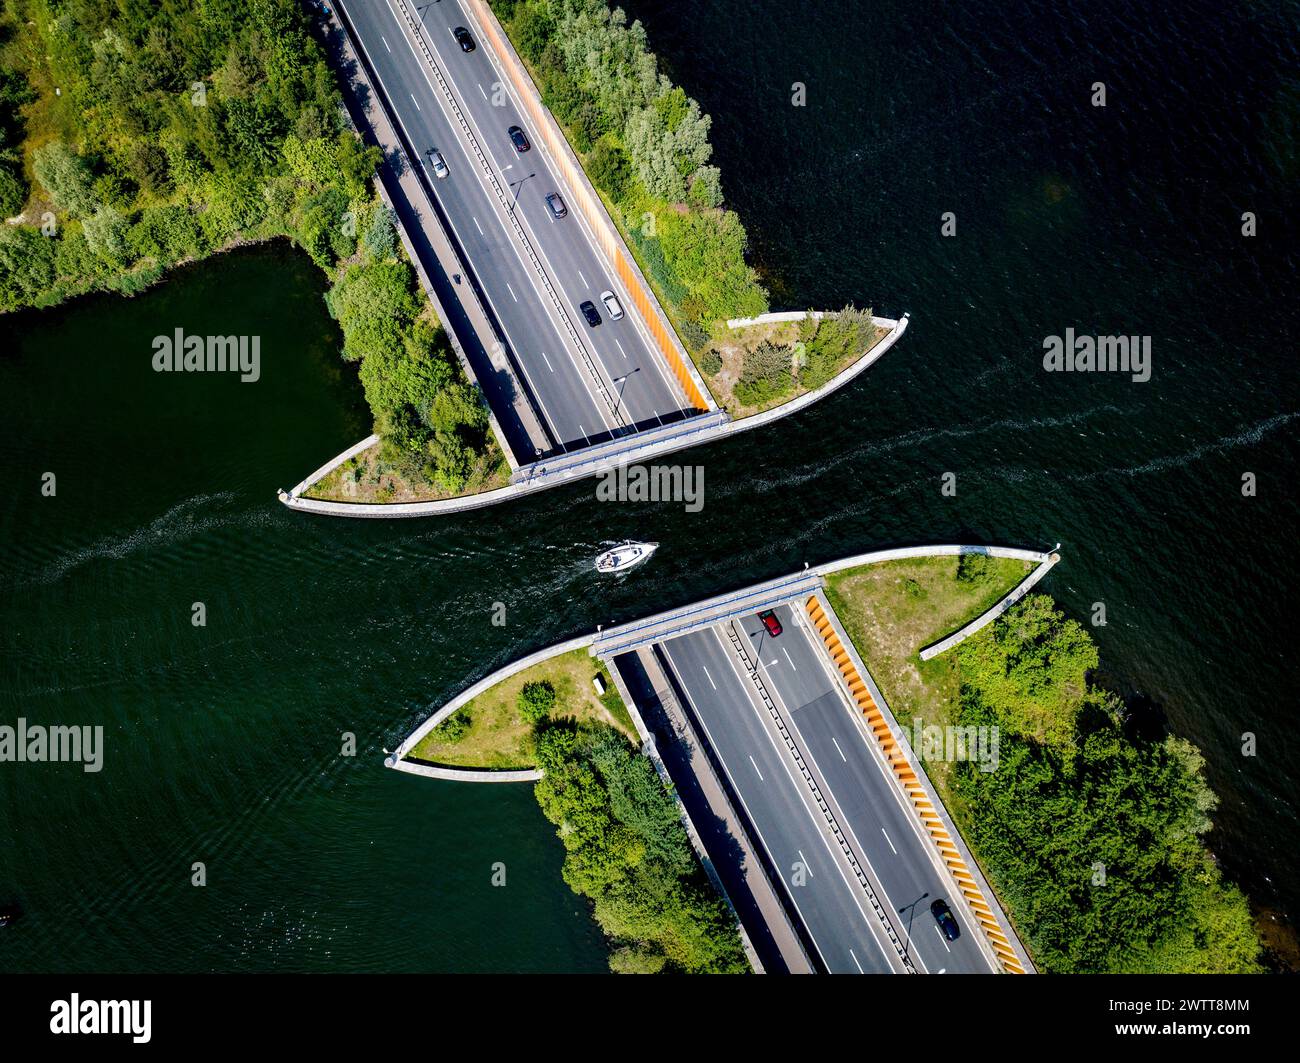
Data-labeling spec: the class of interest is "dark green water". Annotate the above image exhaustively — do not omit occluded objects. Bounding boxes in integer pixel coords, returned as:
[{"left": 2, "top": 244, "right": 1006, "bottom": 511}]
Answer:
[{"left": 3, "top": 0, "right": 1299, "bottom": 971}]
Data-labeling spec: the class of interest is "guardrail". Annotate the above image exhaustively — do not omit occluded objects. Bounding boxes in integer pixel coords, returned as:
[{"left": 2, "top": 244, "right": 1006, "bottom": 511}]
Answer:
[{"left": 724, "top": 620, "right": 916, "bottom": 972}]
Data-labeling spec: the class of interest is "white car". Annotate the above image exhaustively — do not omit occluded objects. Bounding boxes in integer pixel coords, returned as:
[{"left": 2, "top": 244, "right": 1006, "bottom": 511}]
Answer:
[
  {"left": 599, "top": 289, "right": 624, "bottom": 320},
  {"left": 429, "top": 150, "right": 448, "bottom": 179}
]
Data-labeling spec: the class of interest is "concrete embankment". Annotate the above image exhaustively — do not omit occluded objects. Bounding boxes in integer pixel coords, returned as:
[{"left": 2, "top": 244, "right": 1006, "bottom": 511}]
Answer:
[
  {"left": 280, "top": 314, "right": 908, "bottom": 517},
  {"left": 385, "top": 544, "right": 1054, "bottom": 972}
]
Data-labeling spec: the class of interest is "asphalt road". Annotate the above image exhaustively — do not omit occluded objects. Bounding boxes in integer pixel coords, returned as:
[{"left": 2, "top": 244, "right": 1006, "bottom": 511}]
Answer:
[
  {"left": 660, "top": 626, "right": 898, "bottom": 974},
  {"left": 337, "top": 0, "right": 689, "bottom": 452},
  {"left": 736, "top": 603, "right": 997, "bottom": 973}
]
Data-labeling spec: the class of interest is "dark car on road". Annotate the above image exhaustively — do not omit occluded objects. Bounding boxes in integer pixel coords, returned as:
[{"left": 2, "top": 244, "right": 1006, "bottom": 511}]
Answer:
[
  {"left": 758, "top": 610, "right": 783, "bottom": 637},
  {"left": 453, "top": 27, "right": 476, "bottom": 52},
  {"left": 579, "top": 300, "right": 601, "bottom": 327},
  {"left": 508, "top": 125, "right": 530, "bottom": 152},
  {"left": 931, "top": 898, "right": 961, "bottom": 941},
  {"left": 545, "top": 193, "right": 568, "bottom": 219}
]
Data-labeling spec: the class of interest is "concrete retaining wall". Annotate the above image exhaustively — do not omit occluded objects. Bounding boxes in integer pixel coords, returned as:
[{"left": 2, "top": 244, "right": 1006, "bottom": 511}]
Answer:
[
  {"left": 389, "top": 633, "right": 595, "bottom": 765},
  {"left": 919, "top": 550, "right": 1062, "bottom": 660},
  {"left": 726, "top": 310, "right": 826, "bottom": 329},
  {"left": 280, "top": 315, "right": 908, "bottom": 517},
  {"left": 389, "top": 759, "right": 542, "bottom": 783}
]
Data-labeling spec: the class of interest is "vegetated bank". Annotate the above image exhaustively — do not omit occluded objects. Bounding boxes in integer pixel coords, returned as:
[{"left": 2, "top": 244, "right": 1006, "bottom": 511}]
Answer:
[
  {"left": 407, "top": 651, "right": 747, "bottom": 973},
  {"left": 0, "top": 0, "right": 500, "bottom": 497},
  {"left": 702, "top": 307, "right": 891, "bottom": 415},
  {"left": 490, "top": 0, "right": 870, "bottom": 409},
  {"left": 406, "top": 649, "right": 636, "bottom": 769},
  {"left": 825, "top": 554, "right": 1264, "bottom": 973}
]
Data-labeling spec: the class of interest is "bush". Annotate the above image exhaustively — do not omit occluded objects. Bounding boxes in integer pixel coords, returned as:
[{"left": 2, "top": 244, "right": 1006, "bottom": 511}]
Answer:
[
  {"left": 518, "top": 680, "right": 557, "bottom": 724},
  {"left": 434, "top": 710, "right": 471, "bottom": 743},
  {"left": 362, "top": 204, "right": 397, "bottom": 260},
  {"left": 699, "top": 348, "right": 722, "bottom": 375},
  {"left": 734, "top": 340, "right": 793, "bottom": 406},
  {"left": 956, "top": 552, "right": 995, "bottom": 585},
  {"left": 32, "top": 141, "right": 98, "bottom": 217}
]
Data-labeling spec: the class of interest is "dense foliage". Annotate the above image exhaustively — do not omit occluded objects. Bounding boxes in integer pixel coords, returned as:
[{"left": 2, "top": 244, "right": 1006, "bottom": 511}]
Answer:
[
  {"left": 0, "top": 0, "right": 491, "bottom": 491},
  {"left": 533, "top": 718, "right": 747, "bottom": 973},
  {"left": 518, "top": 680, "right": 557, "bottom": 724},
  {"left": 734, "top": 339, "right": 791, "bottom": 406},
  {"left": 951, "top": 596, "right": 1262, "bottom": 972},
  {"left": 794, "top": 306, "right": 879, "bottom": 390},
  {"left": 492, "top": 0, "right": 768, "bottom": 332}
]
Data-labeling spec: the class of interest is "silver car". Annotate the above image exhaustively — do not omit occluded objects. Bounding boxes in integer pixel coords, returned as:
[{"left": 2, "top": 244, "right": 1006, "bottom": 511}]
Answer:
[
  {"left": 428, "top": 149, "right": 448, "bottom": 179},
  {"left": 599, "top": 289, "right": 624, "bottom": 320}
]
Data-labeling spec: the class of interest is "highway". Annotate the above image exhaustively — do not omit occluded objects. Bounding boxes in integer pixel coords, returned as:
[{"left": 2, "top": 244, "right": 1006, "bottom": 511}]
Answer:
[
  {"left": 336, "top": 0, "right": 691, "bottom": 454},
  {"left": 733, "top": 603, "right": 997, "bottom": 973},
  {"left": 660, "top": 626, "right": 899, "bottom": 974}
]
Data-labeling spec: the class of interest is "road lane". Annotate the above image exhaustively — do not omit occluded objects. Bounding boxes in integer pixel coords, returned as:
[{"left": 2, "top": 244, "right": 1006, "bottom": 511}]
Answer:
[
  {"left": 338, "top": 0, "right": 687, "bottom": 451},
  {"left": 661, "top": 627, "right": 897, "bottom": 974},
  {"left": 738, "top": 603, "right": 997, "bottom": 973},
  {"left": 437, "top": 0, "right": 685, "bottom": 429}
]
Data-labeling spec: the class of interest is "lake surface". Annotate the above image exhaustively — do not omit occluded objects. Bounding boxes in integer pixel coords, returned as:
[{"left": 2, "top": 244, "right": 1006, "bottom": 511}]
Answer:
[{"left": 2, "top": 0, "right": 1297, "bottom": 970}]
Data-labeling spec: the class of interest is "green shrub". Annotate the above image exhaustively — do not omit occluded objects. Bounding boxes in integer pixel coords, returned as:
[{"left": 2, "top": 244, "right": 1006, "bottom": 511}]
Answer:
[
  {"left": 518, "top": 680, "right": 558, "bottom": 724},
  {"left": 956, "top": 552, "right": 995, "bottom": 585},
  {"left": 32, "top": 141, "right": 98, "bottom": 218},
  {"left": 699, "top": 348, "right": 723, "bottom": 375},
  {"left": 734, "top": 340, "right": 793, "bottom": 406},
  {"left": 434, "top": 710, "right": 472, "bottom": 743}
]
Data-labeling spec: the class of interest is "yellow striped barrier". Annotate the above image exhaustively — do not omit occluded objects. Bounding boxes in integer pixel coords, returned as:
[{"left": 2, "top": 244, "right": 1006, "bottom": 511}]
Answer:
[
  {"left": 468, "top": 0, "right": 710, "bottom": 412},
  {"left": 804, "top": 595, "right": 1026, "bottom": 974}
]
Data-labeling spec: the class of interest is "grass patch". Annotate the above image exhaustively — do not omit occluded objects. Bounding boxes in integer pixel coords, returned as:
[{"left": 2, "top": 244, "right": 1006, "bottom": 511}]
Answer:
[
  {"left": 693, "top": 312, "right": 889, "bottom": 417},
  {"left": 305, "top": 437, "right": 510, "bottom": 504},
  {"left": 823, "top": 554, "right": 1031, "bottom": 791},
  {"left": 405, "top": 648, "right": 636, "bottom": 769}
]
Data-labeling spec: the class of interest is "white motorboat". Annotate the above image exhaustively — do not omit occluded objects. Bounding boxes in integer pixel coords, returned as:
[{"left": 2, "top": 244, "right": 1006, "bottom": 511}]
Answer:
[{"left": 595, "top": 541, "right": 658, "bottom": 574}]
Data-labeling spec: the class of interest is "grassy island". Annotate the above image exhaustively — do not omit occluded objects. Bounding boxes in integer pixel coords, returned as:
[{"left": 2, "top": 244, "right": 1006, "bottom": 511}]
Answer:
[
  {"left": 827, "top": 556, "right": 1263, "bottom": 973},
  {"left": 406, "top": 648, "right": 635, "bottom": 769}
]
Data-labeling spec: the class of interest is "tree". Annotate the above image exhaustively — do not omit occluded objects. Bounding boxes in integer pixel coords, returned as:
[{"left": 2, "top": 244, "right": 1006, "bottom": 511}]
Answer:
[
  {"left": 0, "top": 165, "right": 26, "bottom": 217},
  {"left": 33, "top": 141, "right": 98, "bottom": 217},
  {"left": 687, "top": 165, "right": 723, "bottom": 209},
  {"left": 956, "top": 595, "right": 1097, "bottom": 748},
  {"left": 518, "top": 681, "right": 557, "bottom": 724},
  {"left": 82, "top": 206, "right": 130, "bottom": 264},
  {"left": 586, "top": 137, "right": 632, "bottom": 202}
]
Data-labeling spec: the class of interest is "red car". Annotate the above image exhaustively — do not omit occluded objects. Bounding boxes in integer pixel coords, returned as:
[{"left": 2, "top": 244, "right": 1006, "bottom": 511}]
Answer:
[{"left": 758, "top": 610, "right": 783, "bottom": 637}]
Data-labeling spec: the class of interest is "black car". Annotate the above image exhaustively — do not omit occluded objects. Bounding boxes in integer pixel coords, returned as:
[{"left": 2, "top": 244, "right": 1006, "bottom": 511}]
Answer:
[
  {"left": 453, "top": 26, "right": 475, "bottom": 52},
  {"left": 579, "top": 300, "right": 601, "bottom": 327},
  {"left": 508, "top": 125, "right": 530, "bottom": 153},
  {"left": 931, "top": 898, "right": 961, "bottom": 941}
]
